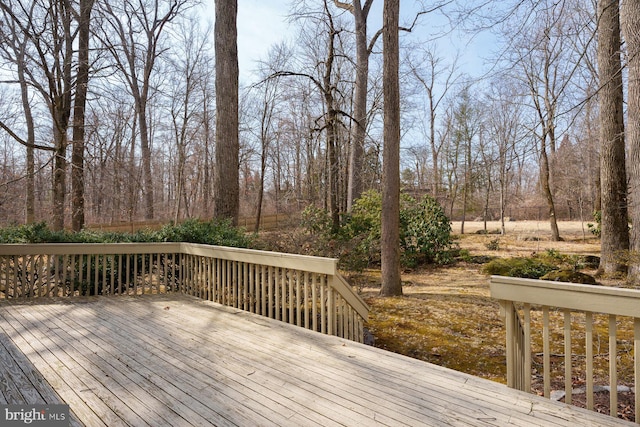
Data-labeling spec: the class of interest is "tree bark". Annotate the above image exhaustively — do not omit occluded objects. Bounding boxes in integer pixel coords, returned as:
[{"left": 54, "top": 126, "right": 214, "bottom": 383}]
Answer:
[
  {"left": 213, "top": 0, "right": 239, "bottom": 224},
  {"left": 71, "top": 0, "right": 95, "bottom": 231},
  {"left": 51, "top": 0, "right": 74, "bottom": 231},
  {"left": 598, "top": 0, "right": 629, "bottom": 275},
  {"left": 335, "top": 0, "right": 373, "bottom": 211},
  {"left": 380, "top": 0, "right": 402, "bottom": 297},
  {"left": 322, "top": 21, "right": 340, "bottom": 234},
  {"left": 622, "top": 0, "right": 640, "bottom": 281}
]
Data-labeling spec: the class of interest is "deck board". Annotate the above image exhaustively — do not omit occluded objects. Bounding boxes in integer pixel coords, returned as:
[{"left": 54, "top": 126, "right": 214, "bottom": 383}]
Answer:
[{"left": 0, "top": 294, "right": 633, "bottom": 426}]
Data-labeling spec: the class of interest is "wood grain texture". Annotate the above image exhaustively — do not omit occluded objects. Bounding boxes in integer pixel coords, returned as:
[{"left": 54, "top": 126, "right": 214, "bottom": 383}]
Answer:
[{"left": 0, "top": 295, "right": 633, "bottom": 426}]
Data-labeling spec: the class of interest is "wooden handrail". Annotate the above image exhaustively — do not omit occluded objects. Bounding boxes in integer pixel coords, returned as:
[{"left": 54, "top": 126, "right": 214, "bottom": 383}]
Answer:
[
  {"left": 491, "top": 275, "right": 640, "bottom": 423},
  {"left": 491, "top": 275, "right": 640, "bottom": 317},
  {"left": 0, "top": 243, "right": 369, "bottom": 342}
]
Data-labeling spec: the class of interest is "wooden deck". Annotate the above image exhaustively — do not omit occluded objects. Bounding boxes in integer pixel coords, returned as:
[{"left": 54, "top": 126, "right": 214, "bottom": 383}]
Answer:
[{"left": 0, "top": 295, "right": 632, "bottom": 426}]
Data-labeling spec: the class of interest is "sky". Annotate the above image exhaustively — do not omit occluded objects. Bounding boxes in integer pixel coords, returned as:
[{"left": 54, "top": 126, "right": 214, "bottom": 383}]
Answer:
[
  {"left": 227, "top": 0, "right": 495, "bottom": 83},
  {"left": 236, "top": 0, "right": 293, "bottom": 79}
]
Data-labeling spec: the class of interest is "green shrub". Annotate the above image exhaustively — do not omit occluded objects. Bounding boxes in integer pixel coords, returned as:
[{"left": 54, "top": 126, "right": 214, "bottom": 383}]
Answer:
[
  {"left": 482, "top": 257, "right": 557, "bottom": 279},
  {"left": 485, "top": 238, "right": 500, "bottom": 251},
  {"left": 303, "top": 190, "right": 454, "bottom": 271},
  {"left": 587, "top": 210, "right": 601, "bottom": 237},
  {"left": 0, "top": 220, "right": 252, "bottom": 295},
  {"left": 301, "top": 205, "right": 334, "bottom": 236},
  {"left": 400, "top": 195, "right": 453, "bottom": 266},
  {"left": 0, "top": 222, "right": 72, "bottom": 243},
  {"left": 158, "top": 218, "right": 252, "bottom": 247}
]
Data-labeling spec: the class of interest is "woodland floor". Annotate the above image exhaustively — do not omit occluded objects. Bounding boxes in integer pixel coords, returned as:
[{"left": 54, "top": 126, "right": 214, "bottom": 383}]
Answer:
[{"left": 353, "top": 220, "right": 636, "bottom": 422}]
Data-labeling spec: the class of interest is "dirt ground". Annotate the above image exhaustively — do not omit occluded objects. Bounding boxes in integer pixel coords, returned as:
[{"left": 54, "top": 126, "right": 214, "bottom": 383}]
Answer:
[{"left": 357, "top": 220, "right": 635, "bottom": 422}]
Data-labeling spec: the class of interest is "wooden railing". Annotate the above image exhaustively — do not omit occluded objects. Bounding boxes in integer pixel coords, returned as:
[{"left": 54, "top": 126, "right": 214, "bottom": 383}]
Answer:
[
  {"left": 491, "top": 275, "right": 640, "bottom": 422},
  {"left": 0, "top": 243, "right": 369, "bottom": 343}
]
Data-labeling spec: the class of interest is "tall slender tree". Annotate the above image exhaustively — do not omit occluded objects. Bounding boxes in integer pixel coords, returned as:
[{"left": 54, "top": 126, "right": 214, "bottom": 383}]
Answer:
[
  {"left": 380, "top": 0, "right": 402, "bottom": 297},
  {"left": 622, "top": 0, "right": 640, "bottom": 281},
  {"left": 598, "top": 0, "right": 628, "bottom": 275},
  {"left": 334, "top": 0, "right": 375, "bottom": 210},
  {"left": 71, "top": 0, "right": 96, "bottom": 231},
  {"left": 213, "top": 0, "right": 239, "bottom": 224}
]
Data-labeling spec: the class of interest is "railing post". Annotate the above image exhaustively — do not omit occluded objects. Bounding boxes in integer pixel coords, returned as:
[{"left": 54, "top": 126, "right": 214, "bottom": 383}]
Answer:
[{"left": 501, "top": 300, "right": 516, "bottom": 389}]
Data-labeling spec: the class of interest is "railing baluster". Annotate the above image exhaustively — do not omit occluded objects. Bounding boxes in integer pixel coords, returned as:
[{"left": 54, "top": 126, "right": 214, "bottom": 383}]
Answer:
[
  {"left": 260, "top": 265, "right": 266, "bottom": 316},
  {"left": 289, "top": 270, "right": 295, "bottom": 324},
  {"left": 304, "top": 272, "right": 310, "bottom": 330},
  {"left": 503, "top": 301, "right": 516, "bottom": 389},
  {"left": 609, "top": 314, "right": 617, "bottom": 417},
  {"left": 126, "top": 254, "right": 131, "bottom": 294},
  {"left": 274, "top": 267, "right": 280, "bottom": 321},
  {"left": 96, "top": 254, "right": 102, "bottom": 295},
  {"left": 564, "top": 310, "right": 572, "bottom": 405},
  {"left": 109, "top": 255, "right": 115, "bottom": 295},
  {"left": 543, "top": 306, "right": 550, "bottom": 399},
  {"left": 78, "top": 255, "right": 85, "bottom": 296},
  {"left": 116, "top": 254, "right": 122, "bottom": 295},
  {"left": 64, "top": 255, "right": 71, "bottom": 296},
  {"left": 295, "top": 271, "right": 301, "bottom": 327},
  {"left": 268, "top": 266, "right": 274, "bottom": 319},
  {"left": 523, "top": 303, "right": 531, "bottom": 392},
  {"left": 92, "top": 253, "right": 97, "bottom": 295},
  {"left": 242, "top": 262, "right": 248, "bottom": 311},
  {"left": 281, "top": 268, "right": 287, "bottom": 322},
  {"left": 634, "top": 317, "right": 640, "bottom": 425},
  {"left": 312, "top": 274, "right": 318, "bottom": 333},
  {"left": 320, "top": 277, "right": 326, "bottom": 334},
  {"left": 586, "top": 311, "right": 594, "bottom": 410}
]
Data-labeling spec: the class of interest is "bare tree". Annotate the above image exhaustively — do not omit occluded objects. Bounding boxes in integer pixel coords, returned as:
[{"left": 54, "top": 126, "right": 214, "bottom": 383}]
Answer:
[
  {"left": 507, "top": 1, "right": 587, "bottom": 241},
  {"left": 598, "top": 0, "right": 628, "bottom": 275},
  {"left": 166, "top": 16, "right": 212, "bottom": 222},
  {"left": 250, "top": 44, "right": 291, "bottom": 231},
  {"left": 622, "top": 0, "right": 640, "bottom": 281},
  {"left": 452, "top": 85, "right": 481, "bottom": 234},
  {"left": 0, "top": 1, "right": 41, "bottom": 224},
  {"left": 214, "top": 0, "right": 239, "bottom": 223},
  {"left": 380, "top": 0, "right": 402, "bottom": 297},
  {"left": 269, "top": 1, "right": 351, "bottom": 233},
  {"left": 98, "top": 0, "right": 188, "bottom": 221},
  {"left": 71, "top": 0, "right": 96, "bottom": 231},
  {"left": 407, "top": 45, "right": 459, "bottom": 199},
  {"left": 485, "top": 80, "right": 524, "bottom": 234},
  {"left": 0, "top": 0, "right": 76, "bottom": 230},
  {"left": 333, "top": 0, "right": 377, "bottom": 210}
]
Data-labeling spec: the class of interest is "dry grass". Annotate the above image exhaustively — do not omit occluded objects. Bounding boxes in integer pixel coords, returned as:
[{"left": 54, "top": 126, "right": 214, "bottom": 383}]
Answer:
[{"left": 357, "top": 220, "right": 637, "bottom": 420}]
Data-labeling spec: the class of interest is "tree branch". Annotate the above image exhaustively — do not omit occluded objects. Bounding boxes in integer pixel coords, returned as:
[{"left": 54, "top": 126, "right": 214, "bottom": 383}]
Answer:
[
  {"left": 399, "top": 2, "right": 454, "bottom": 33},
  {"left": 0, "top": 121, "right": 55, "bottom": 151},
  {"left": 333, "top": 0, "right": 354, "bottom": 13}
]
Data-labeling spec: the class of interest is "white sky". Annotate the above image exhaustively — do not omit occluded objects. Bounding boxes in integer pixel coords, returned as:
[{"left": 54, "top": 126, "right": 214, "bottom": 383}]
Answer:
[{"left": 236, "top": 0, "right": 293, "bottom": 79}]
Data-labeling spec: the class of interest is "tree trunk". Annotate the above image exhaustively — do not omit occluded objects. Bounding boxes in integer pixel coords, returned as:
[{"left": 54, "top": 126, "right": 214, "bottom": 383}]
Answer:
[
  {"left": 539, "top": 137, "right": 560, "bottom": 241},
  {"left": 342, "top": 0, "right": 372, "bottom": 211},
  {"left": 321, "top": 8, "right": 341, "bottom": 234},
  {"left": 51, "top": 1, "right": 74, "bottom": 231},
  {"left": 380, "top": 0, "right": 402, "bottom": 297},
  {"left": 213, "top": 0, "right": 239, "bottom": 224},
  {"left": 52, "top": 127, "right": 68, "bottom": 231},
  {"left": 17, "top": 39, "right": 35, "bottom": 224},
  {"left": 598, "top": 0, "right": 629, "bottom": 275},
  {"left": 71, "top": 0, "right": 95, "bottom": 231},
  {"left": 137, "top": 104, "right": 155, "bottom": 220},
  {"left": 622, "top": 0, "right": 640, "bottom": 281}
]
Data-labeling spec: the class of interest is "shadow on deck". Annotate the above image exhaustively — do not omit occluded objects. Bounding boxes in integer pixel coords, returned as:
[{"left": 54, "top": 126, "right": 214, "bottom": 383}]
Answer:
[{"left": 0, "top": 295, "right": 632, "bottom": 426}]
